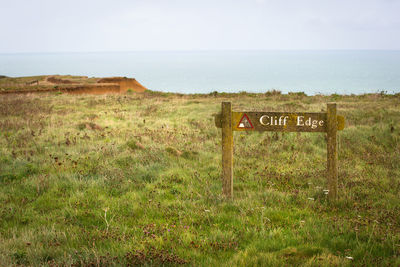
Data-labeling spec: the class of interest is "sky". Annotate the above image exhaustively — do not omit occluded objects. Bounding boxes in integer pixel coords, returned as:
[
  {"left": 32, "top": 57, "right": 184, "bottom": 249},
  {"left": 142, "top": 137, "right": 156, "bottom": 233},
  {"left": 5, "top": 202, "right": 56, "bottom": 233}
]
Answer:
[{"left": 1, "top": 0, "right": 399, "bottom": 53}]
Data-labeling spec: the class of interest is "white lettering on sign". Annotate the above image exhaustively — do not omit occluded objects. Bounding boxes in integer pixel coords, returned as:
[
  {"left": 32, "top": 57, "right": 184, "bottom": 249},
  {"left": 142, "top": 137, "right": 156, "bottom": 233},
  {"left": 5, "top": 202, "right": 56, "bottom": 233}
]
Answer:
[
  {"left": 259, "top": 115, "right": 289, "bottom": 126},
  {"left": 258, "top": 115, "right": 325, "bottom": 129},
  {"left": 296, "top": 116, "right": 324, "bottom": 129}
]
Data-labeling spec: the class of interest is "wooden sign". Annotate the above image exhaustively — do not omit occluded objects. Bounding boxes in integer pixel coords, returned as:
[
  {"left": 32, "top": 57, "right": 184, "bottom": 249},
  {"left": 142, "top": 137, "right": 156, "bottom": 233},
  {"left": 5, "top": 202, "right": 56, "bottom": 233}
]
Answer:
[
  {"left": 215, "top": 112, "right": 345, "bottom": 132},
  {"left": 214, "top": 102, "right": 345, "bottom": 200}
]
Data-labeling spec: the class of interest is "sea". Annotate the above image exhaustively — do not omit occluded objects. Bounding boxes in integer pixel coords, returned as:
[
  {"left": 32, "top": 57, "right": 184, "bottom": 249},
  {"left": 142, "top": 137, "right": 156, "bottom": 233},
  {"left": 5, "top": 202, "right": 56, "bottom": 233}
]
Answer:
[{"left": 0, "top": 50, "right": 399, "bottom": 95}]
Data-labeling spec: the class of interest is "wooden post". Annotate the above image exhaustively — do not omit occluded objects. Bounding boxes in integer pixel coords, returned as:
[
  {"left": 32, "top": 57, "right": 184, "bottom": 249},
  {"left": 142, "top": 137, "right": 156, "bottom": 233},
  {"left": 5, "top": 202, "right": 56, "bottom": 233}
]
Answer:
[
  {"left": 222, "top": 102, "right": 233, "bottom": 198},
  {"left": 327, "top": 103, "right": 338, "bottom": 200}
]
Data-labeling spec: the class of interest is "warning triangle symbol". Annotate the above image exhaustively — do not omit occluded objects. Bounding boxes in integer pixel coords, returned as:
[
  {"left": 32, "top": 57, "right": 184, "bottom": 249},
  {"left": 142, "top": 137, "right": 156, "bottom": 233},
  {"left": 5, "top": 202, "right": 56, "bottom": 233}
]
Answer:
[{"left": 237, "top": 114, "right": 254, "bottom": 129}]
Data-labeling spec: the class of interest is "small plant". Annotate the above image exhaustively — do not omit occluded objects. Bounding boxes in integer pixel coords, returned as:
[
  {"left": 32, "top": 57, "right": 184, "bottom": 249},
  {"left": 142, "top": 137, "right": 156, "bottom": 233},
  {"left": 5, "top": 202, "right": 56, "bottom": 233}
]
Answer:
[
  {"left": 13, "top": 250, "right": 27, "bottom": 265},
  {"left": 265, "top": 89, "right": 282, "bottom": 96},
  {"left": 288, "top": 91, "right": 307, "bottom": 97},
  {"left": 165, "top": 146, "right": 182, "bottom": 156},
  {"left": 209, "top": 91, "right": 218, "bottom": 97},
  {"left": 126, "top": 140, "right": 144, "bottom": 150},
  {"left": 103, "top": 207, "right": 110, "bottom": 232}
]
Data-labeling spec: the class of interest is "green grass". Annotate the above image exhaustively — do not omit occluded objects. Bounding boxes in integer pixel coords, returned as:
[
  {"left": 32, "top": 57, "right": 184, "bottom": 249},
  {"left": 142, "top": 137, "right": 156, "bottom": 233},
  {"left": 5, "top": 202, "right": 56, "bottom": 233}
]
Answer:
[{"left": 0, "top": 92, "right": 399, "bottom": 266}]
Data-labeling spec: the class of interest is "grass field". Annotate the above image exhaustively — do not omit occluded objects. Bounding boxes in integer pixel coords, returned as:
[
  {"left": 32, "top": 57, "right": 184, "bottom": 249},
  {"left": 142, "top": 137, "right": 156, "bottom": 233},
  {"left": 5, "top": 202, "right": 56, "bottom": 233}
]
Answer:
[{"left": 0, "top": 91, "right": 399, "bottom": 266}]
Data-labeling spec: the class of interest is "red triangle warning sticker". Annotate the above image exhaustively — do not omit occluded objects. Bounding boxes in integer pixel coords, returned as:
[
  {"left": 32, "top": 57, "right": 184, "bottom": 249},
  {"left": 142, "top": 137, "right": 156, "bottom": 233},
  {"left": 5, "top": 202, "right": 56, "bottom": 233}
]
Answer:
[{"left": 237, "top": 114, "right": 254, "bottom": 129}]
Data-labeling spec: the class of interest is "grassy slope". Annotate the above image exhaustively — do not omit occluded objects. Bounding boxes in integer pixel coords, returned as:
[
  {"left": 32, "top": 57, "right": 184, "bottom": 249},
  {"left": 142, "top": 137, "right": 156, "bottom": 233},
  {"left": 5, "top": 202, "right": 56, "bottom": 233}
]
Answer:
[
  {"left": 0, "top": 92, "right": 399, "bottom": 266},
  {"left": 0, "top": 76, "right": 99, "bottom": 91}
]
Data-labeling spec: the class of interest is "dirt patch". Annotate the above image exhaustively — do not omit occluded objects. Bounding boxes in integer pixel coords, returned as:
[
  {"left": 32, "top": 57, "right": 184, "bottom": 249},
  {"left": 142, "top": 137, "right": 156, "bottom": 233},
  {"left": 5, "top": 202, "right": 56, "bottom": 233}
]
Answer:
[
  {"left": 98, "top": 77, "right": 147, "bottom": 93},
  {"left": 97, "top": 77, "right": 127, "bottom": 83},
  {"left": 0, "top": 75, "right": 148, "bottom": 95},
  {"left": 0, "top": 85, "right": 122, "bottom": 95},
  {"left": 119, "top": 79, "right": 147, "bottom": 92},
  {"left": 47, "top": 76, "right": 74, "bottom": 84}
]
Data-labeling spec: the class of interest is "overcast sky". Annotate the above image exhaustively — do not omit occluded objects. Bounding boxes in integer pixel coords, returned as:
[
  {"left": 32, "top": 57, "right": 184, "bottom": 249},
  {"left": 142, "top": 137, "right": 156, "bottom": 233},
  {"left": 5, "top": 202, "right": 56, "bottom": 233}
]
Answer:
[{"left": 1, "top": 0, "right": 399, "bottom": 53}]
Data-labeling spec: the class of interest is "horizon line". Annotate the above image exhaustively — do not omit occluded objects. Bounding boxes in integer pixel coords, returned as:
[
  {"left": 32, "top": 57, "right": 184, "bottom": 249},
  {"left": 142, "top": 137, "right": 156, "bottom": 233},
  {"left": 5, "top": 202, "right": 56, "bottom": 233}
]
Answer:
[{"left": 1, "top": 48, "right": 400, "bottom": 55}]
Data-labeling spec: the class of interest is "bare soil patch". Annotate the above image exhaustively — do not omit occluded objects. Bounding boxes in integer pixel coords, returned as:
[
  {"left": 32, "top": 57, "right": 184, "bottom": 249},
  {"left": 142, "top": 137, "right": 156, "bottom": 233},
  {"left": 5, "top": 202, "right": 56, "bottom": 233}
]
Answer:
[{"left": 0, "top": 75, "right": 147, "bottom": 94}]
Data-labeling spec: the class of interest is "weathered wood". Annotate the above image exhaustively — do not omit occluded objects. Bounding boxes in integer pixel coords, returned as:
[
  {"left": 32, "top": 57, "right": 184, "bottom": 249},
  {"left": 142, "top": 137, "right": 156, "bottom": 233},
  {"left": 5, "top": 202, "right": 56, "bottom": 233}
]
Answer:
[
  {"left": 337, "top": 115, "right": 345, "bottom": 131},
  {"left": 221, "top": 102, "right": 233, "bottom": 198},
  {"left": 214, "top": 113, "right": 222, "bottom": 128},
  {"left": 327, "top": 103, "right": 338, "bottom": 200},
  {"left": 233, "top": 112, "right": 327, "bottom": 132}
]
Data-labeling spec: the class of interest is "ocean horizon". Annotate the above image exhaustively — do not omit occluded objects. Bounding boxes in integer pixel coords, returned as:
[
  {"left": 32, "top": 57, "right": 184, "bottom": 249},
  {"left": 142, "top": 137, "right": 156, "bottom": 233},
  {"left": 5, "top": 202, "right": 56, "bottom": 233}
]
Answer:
[{"left": 1, "top": 50, "right": 399, "bottom": 95}]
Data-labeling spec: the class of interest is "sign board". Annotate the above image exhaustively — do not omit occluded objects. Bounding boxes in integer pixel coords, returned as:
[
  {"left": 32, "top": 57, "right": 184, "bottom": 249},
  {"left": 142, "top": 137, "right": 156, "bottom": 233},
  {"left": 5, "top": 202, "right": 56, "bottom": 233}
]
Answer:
[
  {"left": 215, "top": 112, "right": 345, "bottom": 132},
  {"left": 214, "top": 102, "right": 345, "bottom": 200}
]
